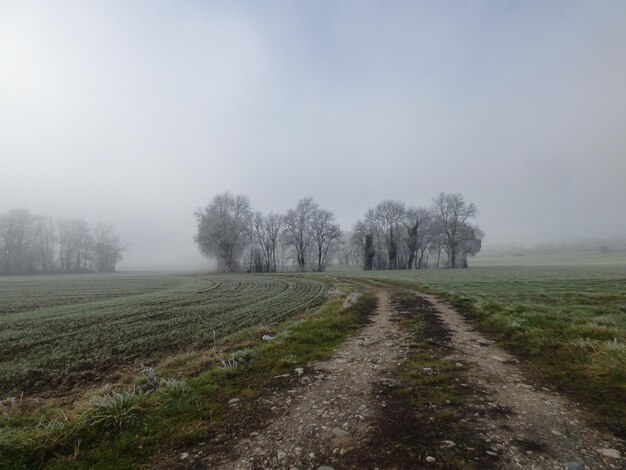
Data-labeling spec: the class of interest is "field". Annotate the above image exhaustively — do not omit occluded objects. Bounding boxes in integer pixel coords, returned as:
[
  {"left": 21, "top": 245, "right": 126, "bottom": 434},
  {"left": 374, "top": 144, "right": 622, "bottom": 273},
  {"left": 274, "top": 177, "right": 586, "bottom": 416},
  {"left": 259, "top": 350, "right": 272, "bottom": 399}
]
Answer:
[
  {"left": 2, "top": 262, "right": 626, "bottom": 467},
  {"left": 328, "top": 263, "right": 626, "bottom": 432},
  {"left": 0, "top": 273, "right": 329, "bottom": 396},
  {"left": 471, "top": 249, "right": 626, "bottom": 267}
]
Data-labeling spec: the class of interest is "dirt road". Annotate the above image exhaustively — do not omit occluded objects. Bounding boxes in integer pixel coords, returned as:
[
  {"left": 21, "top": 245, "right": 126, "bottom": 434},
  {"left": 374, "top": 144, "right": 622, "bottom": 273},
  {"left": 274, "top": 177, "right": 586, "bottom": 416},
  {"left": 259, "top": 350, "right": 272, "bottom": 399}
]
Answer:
[{"left": 177, "top": 288, "right": 625, "bottom": 469}]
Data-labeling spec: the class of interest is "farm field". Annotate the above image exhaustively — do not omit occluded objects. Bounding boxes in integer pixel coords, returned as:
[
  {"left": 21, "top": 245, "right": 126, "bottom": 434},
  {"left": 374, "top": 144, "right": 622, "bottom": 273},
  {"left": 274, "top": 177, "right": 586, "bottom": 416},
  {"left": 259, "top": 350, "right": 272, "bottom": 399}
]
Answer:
[
  {"left": 0, "top": 273, "right": 329, "bottom": 396},
  {"left": 328, "top": 264, "right": 626, "bottom": 432},
  {"left": 2, "top": 265, "right": 626, "bottom": 468},
  {"left": 471, "top": 249, "right": 626, "bottom": 267}
]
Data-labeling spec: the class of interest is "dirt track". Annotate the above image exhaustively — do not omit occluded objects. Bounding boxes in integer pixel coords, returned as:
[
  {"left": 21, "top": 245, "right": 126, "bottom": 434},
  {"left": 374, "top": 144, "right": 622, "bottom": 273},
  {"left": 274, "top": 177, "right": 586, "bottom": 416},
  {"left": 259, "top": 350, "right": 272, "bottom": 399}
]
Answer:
[
  {"left": 422, "top": 293, "right": 625, "bottom": 470},
  {"left": 175, "top": 288, "right": 625, "bottom": 469}
]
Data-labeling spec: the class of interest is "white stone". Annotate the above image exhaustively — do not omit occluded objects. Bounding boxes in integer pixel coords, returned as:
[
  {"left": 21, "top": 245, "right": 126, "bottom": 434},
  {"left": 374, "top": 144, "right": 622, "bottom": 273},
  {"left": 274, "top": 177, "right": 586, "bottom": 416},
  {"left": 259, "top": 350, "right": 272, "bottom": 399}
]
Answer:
[{"left": 597, "top": 448, "right": 621, "bottom": 459}]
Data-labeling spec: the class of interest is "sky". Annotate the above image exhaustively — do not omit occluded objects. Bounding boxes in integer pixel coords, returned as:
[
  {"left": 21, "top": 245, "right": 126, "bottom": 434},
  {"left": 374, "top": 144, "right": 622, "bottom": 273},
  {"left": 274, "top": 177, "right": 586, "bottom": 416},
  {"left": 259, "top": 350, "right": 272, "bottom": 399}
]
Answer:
[{"left": 1, "top": 0, "right": 625, "bottom": 269}]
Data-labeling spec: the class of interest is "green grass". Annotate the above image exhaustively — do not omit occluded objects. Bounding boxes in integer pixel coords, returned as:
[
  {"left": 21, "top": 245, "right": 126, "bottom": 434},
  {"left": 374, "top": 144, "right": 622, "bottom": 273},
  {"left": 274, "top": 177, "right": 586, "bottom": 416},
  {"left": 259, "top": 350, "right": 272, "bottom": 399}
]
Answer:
[
  {"left": 327, "top": 264, "right": 626, "bottom": 435},
  {"left": 0, "top": 286, "right": 377, "bottom": 469},
  {"left": 472, "top": 250, "right": 626, "bottom": 267},
  {"left": 0, "top": 273, "right": 329, "bottom": 395}
]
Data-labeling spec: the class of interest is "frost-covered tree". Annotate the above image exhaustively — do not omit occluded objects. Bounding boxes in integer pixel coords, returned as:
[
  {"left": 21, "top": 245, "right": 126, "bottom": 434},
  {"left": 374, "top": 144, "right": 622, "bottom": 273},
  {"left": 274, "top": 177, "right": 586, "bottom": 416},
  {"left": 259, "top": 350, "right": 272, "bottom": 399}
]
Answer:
[
  {"left": 311, "top": 208, "right": 342, "bottom": 272},
  {"left": 431, "top": 192, "right": 482, "bottom": 268},
  {"left": 194, "top": 192, "right": 252, "bottom": 272},
  {"left": 282, "top": 197, "right": 317, "bottom": 272}
]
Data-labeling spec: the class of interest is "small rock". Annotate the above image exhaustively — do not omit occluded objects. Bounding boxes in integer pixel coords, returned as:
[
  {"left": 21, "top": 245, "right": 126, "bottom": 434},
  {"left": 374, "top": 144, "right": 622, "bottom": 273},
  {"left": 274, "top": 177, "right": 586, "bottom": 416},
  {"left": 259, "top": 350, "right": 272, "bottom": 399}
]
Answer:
[
  {"left": 455, "top": 362, "right": 464, "bottom": 368},
  {"left": 491, "top": 355, "right": 507, "bottom": 363},
  {"left": 228, "top": 398, "right": 240, "bottom": 404},
  {"left": 262, "top": 334, "right": 274, "bottom": 341},
  {"left": 339, "top": 448, "right": 348, "bottom": 456},
  {"left": 332, "top": 427, "right": 349, "bottom": 437},
  {"left": 486, "top": 451, "right": 498, "bottom": 456},
  {"left": 295, "top": 367, "right": 304, "bottom": 375},
  {"left": 562, "top": 463, "right": 585, "bottom": 470},
  {"left": 426, "top": 456, "right": 436, "bottom": 463},
  {"left": 180, "top": 452, "right": 189, "bottom": 460},
  {"left": 597, "top": 448, "right": 621, "bottom": 459},
  {"left": 441, "top": 440, "right": 456, "bottom": 448}
]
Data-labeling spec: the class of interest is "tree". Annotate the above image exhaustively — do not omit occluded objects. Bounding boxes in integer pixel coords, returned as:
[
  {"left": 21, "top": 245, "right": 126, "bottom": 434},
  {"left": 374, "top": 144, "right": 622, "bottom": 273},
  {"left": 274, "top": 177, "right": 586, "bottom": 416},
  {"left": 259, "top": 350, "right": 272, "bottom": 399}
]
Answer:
[
  {"left": 431, "top": 193, "right": 481, "bottom": 268},
  {"left": 93, "top": 222, "right": 124, "bottom": 272},
  {"left": 353, "top": 193, "right": 483, "bottom": 271},
  {"left": 0, "top": 209, "right": 123, "bottom": 275},
  {"left": 194, "top": 192, "right": 252, "bottom": 272},
  {"left": 58, "top": 219, "right": 91, "bottom": 273},
  {"left": 311, "top": 208, "right": 342, "bottom": 272},
  {"left": 253, "top": 211, "right": 283, "bottom": 272},
  {"left": 374, "top": 200, "right": 405, "bottom": 269},
  {"left": 283, "top": 197, "right": 317, "bottom": 272},
  {"left": 404, "top": 207, "right": 432, "bottom": 269},
  {"left": 0, "top": 209, "right": 33, "bottom": 274}
]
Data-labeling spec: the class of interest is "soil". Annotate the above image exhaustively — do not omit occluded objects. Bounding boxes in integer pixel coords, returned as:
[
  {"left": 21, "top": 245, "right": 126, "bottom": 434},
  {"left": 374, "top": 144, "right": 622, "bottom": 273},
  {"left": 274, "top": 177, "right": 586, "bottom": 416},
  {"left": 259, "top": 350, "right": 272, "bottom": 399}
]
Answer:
[{"left": 164, "top": 287, "right": 626, "bottom": 469}]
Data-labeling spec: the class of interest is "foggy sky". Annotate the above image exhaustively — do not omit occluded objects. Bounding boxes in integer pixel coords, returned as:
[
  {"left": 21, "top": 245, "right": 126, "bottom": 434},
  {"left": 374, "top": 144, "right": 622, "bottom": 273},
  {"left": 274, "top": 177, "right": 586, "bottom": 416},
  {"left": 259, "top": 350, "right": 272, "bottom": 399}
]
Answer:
[{"left": 1, "top": 1, "right": 625, "bottom": 269}]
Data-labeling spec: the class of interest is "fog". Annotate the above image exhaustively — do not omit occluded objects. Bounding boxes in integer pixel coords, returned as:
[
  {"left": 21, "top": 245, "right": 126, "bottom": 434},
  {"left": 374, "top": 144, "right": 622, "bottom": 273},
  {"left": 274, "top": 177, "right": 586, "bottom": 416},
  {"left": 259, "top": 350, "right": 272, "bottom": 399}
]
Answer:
[{"left": 1, "top": 1, "right": 625, "bottom": 269}]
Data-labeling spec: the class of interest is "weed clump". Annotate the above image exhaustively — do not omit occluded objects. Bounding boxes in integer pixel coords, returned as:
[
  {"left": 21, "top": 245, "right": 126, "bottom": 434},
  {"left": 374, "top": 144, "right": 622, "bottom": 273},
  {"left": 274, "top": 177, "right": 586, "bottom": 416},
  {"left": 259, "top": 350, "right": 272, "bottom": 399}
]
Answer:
[{"left": 83, "top": 390, "right": 147, "bottom": 433}]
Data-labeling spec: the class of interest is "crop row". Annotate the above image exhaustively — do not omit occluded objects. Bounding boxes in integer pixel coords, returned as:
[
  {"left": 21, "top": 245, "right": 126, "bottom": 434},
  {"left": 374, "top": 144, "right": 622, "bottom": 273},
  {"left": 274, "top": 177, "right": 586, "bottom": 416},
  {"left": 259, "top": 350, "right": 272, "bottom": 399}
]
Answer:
[{"left": 0, "top": 274, "right": 329, "bottom": 395}]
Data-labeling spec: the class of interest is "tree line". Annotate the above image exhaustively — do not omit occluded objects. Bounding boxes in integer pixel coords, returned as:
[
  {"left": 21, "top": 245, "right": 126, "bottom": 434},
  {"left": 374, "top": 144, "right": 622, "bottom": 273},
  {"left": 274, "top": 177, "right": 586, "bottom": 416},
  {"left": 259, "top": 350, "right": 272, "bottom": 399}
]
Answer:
[
  {"left": 351, "top": 193, "right": 483, "bottom": 270},
  {"left": 195, "top": 192, "right": 483, "bottom": 272},
  {"left": 0, "top": 209, "right": 124, "bottom": 275},
  {"left": 194, "top": 193, "right": 342, "bottom": 272}
]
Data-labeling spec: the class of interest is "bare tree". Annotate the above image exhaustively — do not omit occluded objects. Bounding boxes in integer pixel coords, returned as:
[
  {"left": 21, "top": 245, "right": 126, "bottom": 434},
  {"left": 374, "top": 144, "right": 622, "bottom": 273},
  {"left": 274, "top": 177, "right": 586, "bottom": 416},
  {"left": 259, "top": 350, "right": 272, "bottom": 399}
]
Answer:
[
  {"left": 58, "top": 219, "right": 91, "bottom": 273},
  {"left": 0, "top": 209, "right": 122, "bottom": 275},
  {"left": 403, "top": 207, "right": 433, "bottom": 269},
  {"left": 93, "top": 222, "right": 124, "bottom": 272},
  {"left": 265, "top": 213, "right": 283, "bottom": 272},
  {"left": 282, "top": 197, "right": 317, "bottom": 272},
  {"left": 353, "top": 193, "right": 483, "bottom": 271},
  {"left": 431, "top": 192, "right": 480, "bottom": 268},
  {"left": 0, "top": 209, "right": 33, "bottom": 274},
  {"left": 194, "top": 192, "right": 252, "bottom": 272},
  {"left": 311, "top": 208, "right": 342, "bottom": 272},
  {"left": 374, "top": 200, "right": 405, "bottom": 269},
  {"left": 252, "top": 211, "right": 284, "bottom": 272}
]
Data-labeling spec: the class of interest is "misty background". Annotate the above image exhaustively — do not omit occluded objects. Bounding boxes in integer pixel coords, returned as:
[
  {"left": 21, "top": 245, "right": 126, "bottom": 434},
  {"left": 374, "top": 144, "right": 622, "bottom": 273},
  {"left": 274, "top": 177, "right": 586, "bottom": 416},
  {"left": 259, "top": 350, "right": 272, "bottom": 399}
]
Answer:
[{"left": 1, "top": 1, "right": 625, "bottom": 270}]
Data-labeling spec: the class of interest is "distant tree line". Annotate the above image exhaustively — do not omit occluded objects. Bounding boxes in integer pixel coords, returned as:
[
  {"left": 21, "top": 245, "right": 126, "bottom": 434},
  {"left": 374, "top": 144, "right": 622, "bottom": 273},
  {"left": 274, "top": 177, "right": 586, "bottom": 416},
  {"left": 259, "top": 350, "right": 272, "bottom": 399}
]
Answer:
[
  {"left": 194, "top": 193, "right": 341, "bottom": 272},
  {"left": 0, "top": 209, "right": 124, "bottom": 275},
  {"left": 195, "top": 192, "right": 483, "bottom": 272},
  {"left": 351, "top": 193, "right": 483, "bottom": 270}
]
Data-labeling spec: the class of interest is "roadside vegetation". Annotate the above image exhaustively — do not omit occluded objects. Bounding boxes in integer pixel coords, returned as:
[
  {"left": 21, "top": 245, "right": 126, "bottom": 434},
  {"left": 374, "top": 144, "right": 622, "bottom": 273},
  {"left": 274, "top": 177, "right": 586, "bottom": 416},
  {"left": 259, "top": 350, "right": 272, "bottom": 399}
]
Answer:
[{"left": 0, "top": 280, "right": 376, "bottom": 469}]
